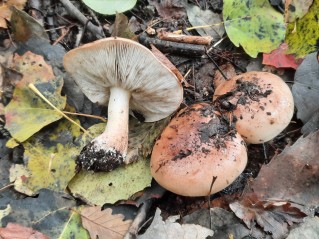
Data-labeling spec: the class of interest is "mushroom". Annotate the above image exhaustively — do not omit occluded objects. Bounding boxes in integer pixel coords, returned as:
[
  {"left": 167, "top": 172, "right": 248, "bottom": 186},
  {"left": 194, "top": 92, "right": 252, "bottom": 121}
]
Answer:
[
  {"left": 150, "top": 103, "right": 247, "bottom": 197},
  {"left": 63, "top": 37, "right": 183, "bottom": 172},
  {"left": 213, "top": 72, "right": 294, "bottom": 144}
]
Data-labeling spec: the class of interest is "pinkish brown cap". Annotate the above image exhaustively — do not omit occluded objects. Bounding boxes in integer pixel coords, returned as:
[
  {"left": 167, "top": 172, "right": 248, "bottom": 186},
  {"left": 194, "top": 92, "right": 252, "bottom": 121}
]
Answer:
[
  {"left": 213, "top": 71, "right": 294, "bottom": 144},
  {"left": 150, "top": 103, "right": 247, "bottom": 197}
]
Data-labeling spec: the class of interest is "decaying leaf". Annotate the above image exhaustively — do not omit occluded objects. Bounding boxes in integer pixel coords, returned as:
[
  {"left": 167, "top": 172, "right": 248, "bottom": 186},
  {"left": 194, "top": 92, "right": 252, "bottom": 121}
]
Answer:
[
  {"left": 138, "top": 208, "right": 214, "bottom": 239},
  {"left": 285, "top": 0, "right": 319, "bottom": 57},
  {"left": 230, "top": 195, "right": 306, "bottom": 239},
  {"left": 245, "top": 131, "right": 319, "bottom": 208},
  {"left": 147, "top": 0, "right": 186, "bottom": 19},
  {"left": 185, "top": 3, "right": 225, "bottom": 40},
  {"left": 9, "top": 164, "right": 36, "bottom": 196},
  {"left": 11, "top": 51, "right": 55, "bottom": 86},
  {"left": 111, "top": 12, "right": 136, "bottom": 39},
  {"left": 20, "top": 119, "right": 81, "bottom": 192},
  {"left": 183, "top": 208, "right": 267, "bottom": 239},
  {"left": 59, "top": 209, "right": 90, "bottom": 239},
  {"left": 223, "top": 0, "right": 286, "bottom": 57},
  {"left": 262, "top": 43, "right": 303, "bottom": 69},
  {"left": 5, "top": 77, "right": 66, "bottom": 142},
  {"left": 292, "top": 52, "right": 319, "bottom": 124},
  {"left": 0, "top": 223, "right": 50, "bottom": 239},
  {"left": 1, "top": 189, "right": 76, "bottom": 239},
  {"left": 230, "top": 131, "right": 319, "bottom": 238},
  {"left": 285, "top": 0, "right": 314, "bottom": 23},
  {"left": 81, "top": 206, "right": 132, "bottom": 239},
  {"left": 10, "top": 6, "right": 49, "bottom": 43},
  {"left": 0, "top": 0, "right": 27, "bottom": 28}
]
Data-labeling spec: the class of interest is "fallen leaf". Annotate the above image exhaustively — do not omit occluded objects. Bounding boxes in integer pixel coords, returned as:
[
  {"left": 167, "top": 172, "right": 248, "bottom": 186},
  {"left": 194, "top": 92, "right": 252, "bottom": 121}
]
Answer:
[
  {"left": 81, "top": 206, "right": 132, "bottom": 239},
  {"left": 10, "top": 6, "right": 49, "bottom": 43},
  {"left": 147, "top": 0, "right": 186, "bottom": 19},
  {"left": 285, "top": 0, "right": 319, "bottom": 57},
  {"left": 223, "top": 0, "right": 286, "bottom": 57},
  {"left": 0, "top": 0, "right": 27, "bottom": 28},
  {"left": 0, "top": 223, "right": 49, "bottom": 239},
  {"left": 230, "top": 196, "right": 306, "bottom": 239},
  {"left": 245, "top": 131, "right": 319, "bottom": 208},
  {"left": 5, "top": 77, "right": 66, "bottom": 142},
  {"left": 287, "top": 217, "right": 319, "bottom": 239},
  {"left": 138, "top": 208, "right": 214, "bottom": 239},
  {"left": 0, "top": 189, "right": 76, "bottom": 239},
  {"left": 20, "top": 119, "right": 81, "bottom": 192},
  {"left": 285, "top": 0, "right": 314, "bottom": 23},
  {"left": 59, "top": 209, "right": 90, "bottom": 239},
  {"left": 12, "top": 51, "right": 55, "bottom": 86},
  {"left": 183, "top": 208, "right": 267, "bottom": 239},
  {"left": 82, "top": 0, "right": 137, "bottom": 15},
  {"left": 0, "top": 205, "right": 11, "bottom": 226},
  {"left": 111, "top": 12, "right": 136, "bottom": 39},
  {"left": 262, "top": 43, "right": 303, "bottom": 69},
  {"left": 185, "top": 3, "right": 225, "bottom": 40},
  {"left": 9, "top": 164, "right": 36, "bottom": 196},
  {"left": 292, "top": 52, "right": 319, "bottom": 123},
  {"left": 68, "top": 157, "right": 152, "bottom": 205}
]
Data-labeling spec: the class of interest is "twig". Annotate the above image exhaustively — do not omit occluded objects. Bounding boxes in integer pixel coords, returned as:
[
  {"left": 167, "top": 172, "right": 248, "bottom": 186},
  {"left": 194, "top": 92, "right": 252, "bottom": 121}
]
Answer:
[
  {"left": 206, "top": 50, "right": 228, "bottom": 80},
  {"left": 59, "top": 0, "right": 105, "bottom": 39},
  {"left": 62, "top": 111, "right": 107, "bottom": 122},
  {"left": 158, "top": 29, "right": 213, "bottom": 45},
  {"left": 139, "top": 34, "right": 206, "bottom": 57},
  {"left": 124, "top": 200, "right": 153, "bottom": 239},
  {"left": 28, "top": 83, "right": 90, "bottom": 135}
]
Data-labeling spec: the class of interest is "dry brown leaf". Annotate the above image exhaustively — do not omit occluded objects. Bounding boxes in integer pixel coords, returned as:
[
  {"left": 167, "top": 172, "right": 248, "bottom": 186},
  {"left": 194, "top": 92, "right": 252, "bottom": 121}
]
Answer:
[
  {"left": 230, "top": 195, "right": 306, "bottom": 239},
  {"left": 81, "top": 206, "right": 132, "bottom": 239},
  {"left": 0, "top": 223, "right": 50, "bottom": 239},
  {"left": 246, "top": 131, "right": 319, "bottom": 207},
  {"left": 0, "top": 0, "right": 27, "bottom": 28}
]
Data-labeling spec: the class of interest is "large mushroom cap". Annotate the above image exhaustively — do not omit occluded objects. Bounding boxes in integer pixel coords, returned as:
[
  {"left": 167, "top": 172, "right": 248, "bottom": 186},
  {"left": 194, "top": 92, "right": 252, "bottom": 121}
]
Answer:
[
  {"left": 213, "top": 72, "right": 294, "bottom": 144},
  {"left": 63, "top": 37, "right": 183, "bottom": 122},
  {"left": 150, "top": 103, "right": 248, "bottom": 197}
]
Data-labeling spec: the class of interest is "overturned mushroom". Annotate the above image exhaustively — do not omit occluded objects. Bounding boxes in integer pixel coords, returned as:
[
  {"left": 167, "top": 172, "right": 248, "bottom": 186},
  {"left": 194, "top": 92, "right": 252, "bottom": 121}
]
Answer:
[
  {"left": 150, "top": 103, "right": 247, "bottom": 197},
  {"left": 63, "top": 37, "right": 183, "bottom": 172},
  {"left": 213, "top": 72, "right": 294, "bottom": 144}
]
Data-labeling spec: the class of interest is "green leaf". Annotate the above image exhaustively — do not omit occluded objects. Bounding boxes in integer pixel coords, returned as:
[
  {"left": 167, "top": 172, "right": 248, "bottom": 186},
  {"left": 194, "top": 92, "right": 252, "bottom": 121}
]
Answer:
[
  {"left": 5, "top": 77, "right": 66, "bottom": 142},
  {"left": 223, "top": 0, "right": 286, "bottom": 57},
  {"left": 82, "top": 0, "right": 137, "bottom": 15},
  {"left": 285, "top": 0, "right": 319, "bottom": 58}
]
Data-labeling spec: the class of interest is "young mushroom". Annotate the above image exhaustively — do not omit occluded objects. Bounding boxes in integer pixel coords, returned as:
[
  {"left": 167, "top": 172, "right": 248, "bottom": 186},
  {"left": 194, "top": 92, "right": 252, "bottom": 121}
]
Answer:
[
  {"left": 63, "top": 37, "right": 183, "bottom": 172},
  {"left": 213, "top": 72, "right": 294, "bottom": 144},
  {"left": 150, "top": 103, "right": 247, "bottom": 197}
]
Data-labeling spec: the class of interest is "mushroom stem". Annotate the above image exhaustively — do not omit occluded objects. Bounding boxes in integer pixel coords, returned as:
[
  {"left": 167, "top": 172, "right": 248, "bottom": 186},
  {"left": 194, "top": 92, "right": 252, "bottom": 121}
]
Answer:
[
  {"left": 96, "top": 86, "right": 131, "bottom": 154},
  {"left": 77, "top": 86, "right": 131, "bottom": 172}
]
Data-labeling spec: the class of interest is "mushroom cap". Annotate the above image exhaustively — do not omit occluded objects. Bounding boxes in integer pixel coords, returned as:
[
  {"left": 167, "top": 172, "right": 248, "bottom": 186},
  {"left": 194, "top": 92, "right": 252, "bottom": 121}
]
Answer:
[
  {"left": 63, "top": 37, "right": 183, "bottom": 122},
  {"left": 150, "top": 103, "right": 247, "bottom": 197},
  {"left": 213, "top": 72, "right": 294, "bottom": 144}
]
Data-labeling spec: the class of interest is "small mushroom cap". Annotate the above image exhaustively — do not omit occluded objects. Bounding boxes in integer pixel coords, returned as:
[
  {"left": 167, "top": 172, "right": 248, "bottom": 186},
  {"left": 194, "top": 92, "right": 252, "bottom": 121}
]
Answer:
[
  {"left": 150, "top": 103, "right": 247, "bottom": 197},
  {"left": 213, "top": 72, "right": 294, "bottom": 144},
  {"left": 63, "top": 37, "right": 183, "bottom": 122}
]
